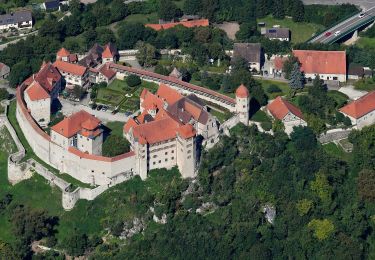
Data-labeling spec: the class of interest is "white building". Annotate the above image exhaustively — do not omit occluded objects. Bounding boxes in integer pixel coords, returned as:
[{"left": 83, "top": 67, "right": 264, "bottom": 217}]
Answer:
[
  {"left": 340, "top": 91, "right": 375, "bottom": 129},
  {"left": 264, "top": 28, "right": 290, "bottom": 41},
  {"left": 0, "top": 11, "right": 32, "bottom": 31},
  {"left": 51, "top": 110, "right": 103, "bottom": 155},
  {"left": 24, "top": 81, "right": 51, "bottom": 127},
  {"left": 232, "top": 43, "right": 263, "bottom": 72},
  {"left": 235, "top": 84, "right": 250, "bottom": 125},
  {"left": 293, "top": 50, "right": 347, "bottom": 82},
  {"left": 53, "top": 60, "right": 88, "bottom": 87},
  {"left": 267, "top": 96, "right": 307, "bottom": 135}
]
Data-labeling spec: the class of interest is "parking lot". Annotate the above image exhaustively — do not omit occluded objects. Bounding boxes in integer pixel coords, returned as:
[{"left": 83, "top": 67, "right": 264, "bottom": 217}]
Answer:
[{"left": 60, "top": 98, "right": 139, "bottom": 123}]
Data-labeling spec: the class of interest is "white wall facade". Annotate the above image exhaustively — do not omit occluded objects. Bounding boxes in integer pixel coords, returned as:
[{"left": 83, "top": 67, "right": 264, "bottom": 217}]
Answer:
[
  {"left": 305, "top": 73, "right": 346, "bottom": 82},
  {"left": 343, "top": 110, "right": 375, "bottom": 129},
  {"left": 282, "top": 112, "right": 307, "bottom": 135},
  {"left": 77, "top": 132, "right": 103, "bottom": 155},
  {"left": 24, "top": 92, "right": 51, "bottom": 127}
]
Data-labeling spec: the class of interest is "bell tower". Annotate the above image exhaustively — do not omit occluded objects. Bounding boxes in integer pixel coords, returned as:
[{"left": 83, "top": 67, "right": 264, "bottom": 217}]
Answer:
[{"left": 235, "top": 84, "right": 250, "bottom": 125}]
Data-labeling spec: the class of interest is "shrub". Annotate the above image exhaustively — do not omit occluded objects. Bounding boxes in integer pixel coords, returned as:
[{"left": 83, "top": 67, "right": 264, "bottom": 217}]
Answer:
[
  {"left": 126, "top": 75, "right": 141, "bottom": 87},
  {"left": 261, "top": 121, "right": 272, "bottom": 131},
  {"left": 267, "top": 84, "right": 282, "bottom": 94}
]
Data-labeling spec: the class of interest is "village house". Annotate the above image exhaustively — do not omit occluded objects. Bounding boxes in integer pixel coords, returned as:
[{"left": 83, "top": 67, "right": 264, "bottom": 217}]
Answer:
[
  {"left": 43, "top": 0, "right": 60, "bottom": 11},
  {"left": 263, "top": 55, "right": 288, "bottom": 77},
  {"left": 293, "top": 50, "right": 347, "bottom": 82},
  {"left": 348, "top": 64, "right": 365, "bottom": 80},
  {"left": 0, "top": 11, "right": 32, "bottom": 30},
  {"left": 22, "top": 62, "right": 62, "bottom": 127},
  {"left": 263, "top": 28, "right": 290, "bottom": 41},
  {"left": 53, "top": 60, "right": 88, "bottom": 87},
  {"left": 267, "top": 96, "right": 307, "bottom": 135},
  {"left": 51, "top": 110, "right": 103, "bottom": 155},
  {"left": 0, "top": 62, "right": 10, "bottom": 79},
  {"left": 339, "top": 91, "right": 375, "bottom": 129},
  {"left": 232, "top": 43, "right": 263, "bottom": 72},
  {"left": 102, "top": 42, "right": 119, "bottom": 63},
  {"left": 56, "top": 48, "right": 78, "bottom": 63},
  {"left": 89, "top": 63, "right": 117, "bottom": 84}
]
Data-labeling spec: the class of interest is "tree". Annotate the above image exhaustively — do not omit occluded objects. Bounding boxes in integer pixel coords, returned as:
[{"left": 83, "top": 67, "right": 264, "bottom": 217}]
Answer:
[
  {"left": 291, "top": 0, "right": 305, "bottom": 22},
  {"left": 283, "top": 55, "right": 299, "bottom": 79},
  {"left": 0, "top": 89, "right": 9, "bottom": 101},
  {"left": 183, "top": 0, "right": 202, "bottom": 15},
  {"left": 69, "top": 0, "right": 83, "bottom": 16},
  {"left": 136, "top": 41, "right": 157, "bottom": 67},
  {"left": 110, "top": 0, "right": 129, "bottom": 22},
  {"left": 63, "top": 232, "right": 88, "bottom": 257},
  {"left": 126, "top": 75, "right": 141, "bottom": 87},
  {"left": 357, "top": 169, "right": 375, "bottom": 202},
  {"left": 310, "top": 171, "right": 333, "bottom": 203},
  {"left": 71, "top": 86, "right": 85, "bottom": 100},
  {"left": 63, "top": 16, "right": 83, "bottom": 37},
  {"left": 288, "top": 62, "right": 305, "bottom": 95},
  {"left": 158, "top": 0, "right": 179, "bottom": 21},
  {"left": 272, "top": 0, "right": 285, "bottom": 19},
  {"left": 296, "top": 199, "right": 313, "bottom": 216},
  {"left": 308, "top": 219, "right": 335, "bottom": 240},
  {"left": 9, "top": 61, "right": 31, "bottom": 88},
  {"left": 256, "top": 0, "right": 269, "bottom": 18},
  {"left": 102, "top": 135, "right": 131, "bottom": 157},
  {"left": 235, "top": 22, "right": 259, "bottom": 41}
]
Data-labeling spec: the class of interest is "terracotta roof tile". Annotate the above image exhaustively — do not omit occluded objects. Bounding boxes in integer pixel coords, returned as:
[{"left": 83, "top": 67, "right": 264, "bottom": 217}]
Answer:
[
  {"left": 267, "top": 96, "right": 304, "bottom": 120},
  {"left": 156, "top": 83, "right": 183, "bottom": 105},
  {"left": 123, "top": 118, "right": 138, "bottom": 133},
  {"left": 177, "top": 124, "right": 196, "bottom": 139},
  {"left": 53, "top": 60, "right": 87, "bottom": 76},
  {"left": 51, "top": 110, "right": 101, "bottom": 138},
  {"left": 102, "top": 42, "right": 117, "bottom": 59},
  {"left": 99, "top": 64, "right": 116, "bottom": 79},
  {"left": 292, "top": 50, "right": 346, "bottom": 75},
  {"left": 57, "top": 47, "right": 70, "bottom": 57},
  {"left": 235, "top": 84, "right": 249, "bottom": 98},
  {"left": 34, "top": 62, "right": 62, "bottom": 93},
  {"left": 26, "top": 81, "right": 50, "bottom": 101},
  {"left": 145, "top": 19, "right": 209, "bottom": 31},
  {"left": 340, "top": 91, "right": 375, "bottom": 119}
]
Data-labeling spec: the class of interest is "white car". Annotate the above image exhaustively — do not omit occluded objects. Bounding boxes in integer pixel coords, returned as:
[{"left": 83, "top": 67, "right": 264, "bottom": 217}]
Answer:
[
  {"left": 359, "top": 13, "right": 365, "bottom": 18},
  {"left": 334, "top": 31, "right": 341, "bottom": 36}
]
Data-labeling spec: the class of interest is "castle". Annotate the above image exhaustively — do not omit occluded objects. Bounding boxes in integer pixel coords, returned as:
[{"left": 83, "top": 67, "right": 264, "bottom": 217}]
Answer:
[{"left": 14, "top": 43, "right": 251, "bottom": 187}]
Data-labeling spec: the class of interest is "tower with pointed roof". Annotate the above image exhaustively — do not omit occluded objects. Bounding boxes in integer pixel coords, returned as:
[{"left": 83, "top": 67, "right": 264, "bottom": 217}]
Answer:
[{"left": 235, "top": 84, "right": 250, "bottom": 125}]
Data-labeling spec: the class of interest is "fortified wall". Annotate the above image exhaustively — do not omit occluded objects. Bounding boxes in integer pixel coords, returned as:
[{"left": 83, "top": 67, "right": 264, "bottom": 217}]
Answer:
[{"left": 15, "top": 84, "right": 136, "bottom": 186}]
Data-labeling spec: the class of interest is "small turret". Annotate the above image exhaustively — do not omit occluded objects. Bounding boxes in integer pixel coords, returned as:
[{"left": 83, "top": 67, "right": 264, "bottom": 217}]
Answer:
[{"left": 235, "top": 84, "right": 250, "bottom": 125}]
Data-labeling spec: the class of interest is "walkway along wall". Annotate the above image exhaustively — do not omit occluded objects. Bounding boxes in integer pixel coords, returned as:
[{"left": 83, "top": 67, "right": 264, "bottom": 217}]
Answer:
[
  {"left": 109, "top": 63, "right": 237, "bottom": 112},
  {"left": 15, "top": 84, "right": 137, "bottom": 186}
]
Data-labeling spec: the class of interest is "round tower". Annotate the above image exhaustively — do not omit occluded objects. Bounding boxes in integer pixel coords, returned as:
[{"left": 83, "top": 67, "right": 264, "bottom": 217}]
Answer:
[{"left": 235, "top": 84, "right": 250, "bottom": 125}]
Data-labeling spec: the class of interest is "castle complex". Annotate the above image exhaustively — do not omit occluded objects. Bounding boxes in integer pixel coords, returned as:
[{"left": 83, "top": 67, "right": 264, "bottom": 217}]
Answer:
[{"left": 13, "top": 43, "right": 251, "bottom": 188}]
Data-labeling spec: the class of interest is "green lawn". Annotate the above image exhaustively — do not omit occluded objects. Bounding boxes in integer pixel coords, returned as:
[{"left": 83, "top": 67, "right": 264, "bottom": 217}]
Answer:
[
  {"left": 354, "top": 78, "right": 375, "bottom": 91},
  {"left": 105, "top": 121, "right": 124, "bottom": 137},
  {"left": 209, "top": 108, "right": 232, "bottom": 123},
  {"left": 322, "top": 142, "right": 351, "bottom": 162},
  {"left": 258, "top": 78, "right": 290, "bottom": 99},
  {"left": 250, "top": 110, "right": 271, "bottom": 123},
  {"left": 327, "top": 90, "right": 349, "bottom": 108},
  {"left": 96, "top": 79, "right": 158, "bottom": 112},
  {"left": 257, "top": 15, "right": 324, "bottom": 43}
]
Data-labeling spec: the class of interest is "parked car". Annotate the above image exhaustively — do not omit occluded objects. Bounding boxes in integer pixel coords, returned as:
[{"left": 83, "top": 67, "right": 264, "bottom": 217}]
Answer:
[
  {"left": 325, "top": 31, "right": 332, "bottom": 37},
  {"left": 91, "top": 103, "right": 97, "bottom": 110},
  {"left": 97, "top": 105, "right": 103, "bottom": 111},
  {"left": 101, "top": 106, "right": 107, "bottom": 112}
]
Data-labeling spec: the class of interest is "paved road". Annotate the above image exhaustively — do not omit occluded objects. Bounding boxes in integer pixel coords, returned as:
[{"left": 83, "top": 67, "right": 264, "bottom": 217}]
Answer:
[
  {"left": 309, "top": 5, "right": 375, "bottom": 43},
  {"left": 303, "top": 0, "right": 375, "bottom": 10}
]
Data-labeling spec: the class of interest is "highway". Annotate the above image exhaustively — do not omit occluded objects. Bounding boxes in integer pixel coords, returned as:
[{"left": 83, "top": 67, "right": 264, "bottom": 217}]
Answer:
[{"left": 309, "top": 6, "right": 375, "bottom": 44}]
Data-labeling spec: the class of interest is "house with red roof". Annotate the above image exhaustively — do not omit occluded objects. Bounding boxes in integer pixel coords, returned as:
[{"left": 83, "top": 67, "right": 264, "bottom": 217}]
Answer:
[
  {"left": 339, "top": 91, "right": 375, "bottom": 129},
  {"left": 51, "top": 110, "right": 103, "bottom": 155},
  {"left": 292, "top": 50, "right": 347, "bottom": 82},
  {"left": 53, "top": 60, "right": 89, "bottom": 87},
  {"left": 24, "top": 80, "right": 51, "bottom": 127},
  {"left": 267, "top": 96, "right": 307, "bottom": 134},
  {"left": 102, "top": 42, "right": 118, "bottom": 63}
]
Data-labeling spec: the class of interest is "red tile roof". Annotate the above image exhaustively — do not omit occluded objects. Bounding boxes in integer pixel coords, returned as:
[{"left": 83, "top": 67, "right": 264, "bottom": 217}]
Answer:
[
  {"left": 292, "top": 50, "right": 346, "bottom": 75},
  {"left": 68, "top": 54, "right": 78, "bottom": 63},
  {"left": 132, "top": 117, "right": 181, "bottom": 144},
  {"left": 35, "top": 62, "right": 62, "bottom": 93},
  {"left": 99, "top": 64, "right": 116, "bottom": 79},
  {"left": 156, "top": 83, "right": 183, "bottom": 105},
  {"left": 57, "top": 47, "right": 70, "bottom": 57},
  {"left": 53, "top": 60, "right": 87, "bottom": 76},
  {"left": 141, "top": 89, "right": 164, "bottom": 111},
  {"left": 102, "top": 43, "right": 117, "bottom": 59},
  {"left": 340, "top": 91, "right": 375, "bottom": 119},
  {"left": 26, "top": 81, "right": 50, "bottom": 101},
  {"left": 177, "top": 124, "right": 196, "bottom": 139},
  {"left": 145, "top": 19, "right": 209, "bottom": 31},
  {"left": 123, "top": 118, "right": 138, "bottom": 133},
  {"left": 235, "top": 84, "right": 249, "bottom": 98},
  {"left": 267, "top": 96, "right": 304, "bottom": 120},
  {"left": 51, "top": 110, "right": 101, "bottom": 138}
]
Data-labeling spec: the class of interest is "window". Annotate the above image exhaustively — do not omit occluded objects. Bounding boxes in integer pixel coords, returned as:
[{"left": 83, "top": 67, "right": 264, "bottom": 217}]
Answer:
[
  {"left": 153, "top": 162, "right": 156, "bottom": 165},
  {"left": 165, "top": 158, "right": 168, "bottom": 162},
  {"left": 91, "top": 170, "right": 94, "bottom": 173},
  {"left": 187, "top": 155, "right": 191, "bottom": 159},
  {"left": 165, "top": 152, "right": 168, "bottom": 155},
  {"left": 171, "top": 157, "right": 174, "bottom": 160},
  {"left": 153, "top": 155, "right": 157, "bottom": 158},
  {"left": 187, "top": 150, "right": 191, "bottom": 154},
  {"left": 171, "top": 150, "right": 174, "bottom": 153},
  {"left": 159, "top": 160, "right": 161, "bottom": 163}
]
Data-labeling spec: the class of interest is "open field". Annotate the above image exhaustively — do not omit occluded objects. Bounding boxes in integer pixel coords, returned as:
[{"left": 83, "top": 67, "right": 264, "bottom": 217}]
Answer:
[
  {"left": 322, "top": 142, "right": 351, "bottom": 161},
  {"left": 258, "top": 78, "right": 290, "bottom": 99},
  {"left": 257, "top": 16, "right": 324, "bottom": 43},
  {"left": 354, "top": 78, "right": 375, "bottom": 91},
  {"left": 356, "top": 36, "right": 375, "bottom": 49}
]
